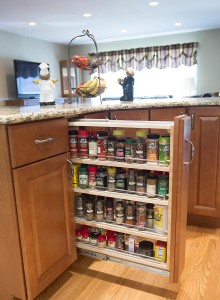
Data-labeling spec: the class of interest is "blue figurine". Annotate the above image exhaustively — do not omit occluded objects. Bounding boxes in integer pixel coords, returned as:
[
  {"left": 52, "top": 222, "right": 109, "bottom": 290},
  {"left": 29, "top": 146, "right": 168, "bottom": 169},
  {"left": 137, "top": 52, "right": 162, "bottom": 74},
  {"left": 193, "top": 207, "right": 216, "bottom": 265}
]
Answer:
[{"left": 118, "top": 67, "right": 135, "bottom": 101}]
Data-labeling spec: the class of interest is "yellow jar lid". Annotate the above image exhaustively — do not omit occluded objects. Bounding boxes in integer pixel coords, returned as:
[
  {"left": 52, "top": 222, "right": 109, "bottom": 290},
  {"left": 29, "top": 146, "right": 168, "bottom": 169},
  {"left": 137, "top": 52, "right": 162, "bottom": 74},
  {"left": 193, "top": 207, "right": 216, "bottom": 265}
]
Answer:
[
  {"left": 113, "top": 129, "right": 125, "bottom": 137},
  {"left": 136, "top": 129, "right": 148, "bottom": 137}
]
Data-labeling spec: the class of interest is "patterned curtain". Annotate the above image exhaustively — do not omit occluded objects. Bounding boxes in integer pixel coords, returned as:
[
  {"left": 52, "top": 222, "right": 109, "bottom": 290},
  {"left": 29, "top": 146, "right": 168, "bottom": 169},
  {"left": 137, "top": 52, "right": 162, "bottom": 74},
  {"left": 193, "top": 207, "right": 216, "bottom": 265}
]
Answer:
[{"left": 90, "top": 42, "right": 198, "bottom": 73}]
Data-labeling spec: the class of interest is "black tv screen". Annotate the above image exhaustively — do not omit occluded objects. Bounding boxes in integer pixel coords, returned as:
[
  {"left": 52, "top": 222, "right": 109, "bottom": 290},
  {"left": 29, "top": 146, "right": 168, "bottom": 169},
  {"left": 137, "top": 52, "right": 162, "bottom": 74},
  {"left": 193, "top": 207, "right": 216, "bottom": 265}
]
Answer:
[{"left": 14, "top": 60, "right": 41, "bottom": 99}]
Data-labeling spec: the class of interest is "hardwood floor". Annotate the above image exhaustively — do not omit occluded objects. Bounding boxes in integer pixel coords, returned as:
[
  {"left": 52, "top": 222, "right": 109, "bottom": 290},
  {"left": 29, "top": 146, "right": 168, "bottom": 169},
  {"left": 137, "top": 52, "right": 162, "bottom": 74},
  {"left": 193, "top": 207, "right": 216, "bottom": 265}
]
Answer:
[{"left": 37, "top": 225, "right": 220, "bottom": 300}]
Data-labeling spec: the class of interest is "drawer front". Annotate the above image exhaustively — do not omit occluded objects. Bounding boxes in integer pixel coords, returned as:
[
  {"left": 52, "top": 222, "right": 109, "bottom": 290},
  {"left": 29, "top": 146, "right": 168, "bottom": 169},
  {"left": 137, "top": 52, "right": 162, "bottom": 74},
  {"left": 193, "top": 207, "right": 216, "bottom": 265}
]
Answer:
[{"left": 8, "top": 118, "right": 69, "bottom": 168}]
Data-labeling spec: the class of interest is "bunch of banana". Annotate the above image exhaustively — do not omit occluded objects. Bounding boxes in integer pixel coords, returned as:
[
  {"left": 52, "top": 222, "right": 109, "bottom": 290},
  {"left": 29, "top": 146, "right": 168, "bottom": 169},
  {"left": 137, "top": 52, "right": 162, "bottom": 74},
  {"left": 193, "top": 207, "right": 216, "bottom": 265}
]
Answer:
[{"left": 75, "top": 77, "right": 106, "bottom": 97}]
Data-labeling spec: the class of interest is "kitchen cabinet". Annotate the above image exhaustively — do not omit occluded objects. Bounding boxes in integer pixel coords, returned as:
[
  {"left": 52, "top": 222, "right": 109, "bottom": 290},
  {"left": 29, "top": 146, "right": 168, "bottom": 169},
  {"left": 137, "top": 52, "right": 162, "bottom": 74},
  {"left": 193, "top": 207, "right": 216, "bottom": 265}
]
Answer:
[
  {"left": 187, "top": 107, "right": 220, "bottom": 225},
  {"left": 69, "top": 115, "right": 191, "bottom": 283},
  {"left": 1, "top": 119, "right": 76, "bottom": 300}
]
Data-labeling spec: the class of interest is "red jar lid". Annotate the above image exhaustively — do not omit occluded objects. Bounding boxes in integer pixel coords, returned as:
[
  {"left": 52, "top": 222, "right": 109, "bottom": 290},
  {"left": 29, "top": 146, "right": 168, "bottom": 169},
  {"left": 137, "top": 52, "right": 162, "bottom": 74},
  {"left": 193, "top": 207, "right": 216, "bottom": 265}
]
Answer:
[
  {"left": 75, "top": 229, "right": 82, "bottom": 236},
  {"left": 155, "top": 241, "right": 167, "bottom": 248},
  {"left": 82, "top": 231, "right": 90, "bottom": 238},
  {"left": 78, "top": 130, "right": 90, "bottom": 137},
  {"left": 98, "top": 234, "right": 106, "bottom": 242},
  {"left": 88, "top": 165, "right": 97, "bottom": 172},
  {"left": 108, "top": 235, "right": 116, "bottom": 242},
  {"left": 81, "top": 225, "right": 89, "bottom": 231}
]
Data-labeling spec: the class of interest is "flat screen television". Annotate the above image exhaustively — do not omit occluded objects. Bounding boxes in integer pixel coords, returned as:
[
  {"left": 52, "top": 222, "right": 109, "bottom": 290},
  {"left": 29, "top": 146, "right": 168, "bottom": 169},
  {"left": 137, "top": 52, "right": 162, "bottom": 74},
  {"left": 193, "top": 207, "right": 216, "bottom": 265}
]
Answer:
[{"left": 13, "top": 60, "right": 42, "bottom": 99}]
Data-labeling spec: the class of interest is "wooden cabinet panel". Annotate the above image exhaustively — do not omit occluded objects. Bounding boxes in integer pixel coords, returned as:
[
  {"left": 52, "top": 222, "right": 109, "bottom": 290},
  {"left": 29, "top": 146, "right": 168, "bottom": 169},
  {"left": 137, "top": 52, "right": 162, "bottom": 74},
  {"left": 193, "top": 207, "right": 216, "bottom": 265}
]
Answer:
[
  {"left": 13, "top": 153, "right": 77, "bottom": 299},
  {"left": 188, "top": 107, "right": 220, "bottom": 218},
  {"left": 8, "top": 119, "right": 69, "bottom": 168}
]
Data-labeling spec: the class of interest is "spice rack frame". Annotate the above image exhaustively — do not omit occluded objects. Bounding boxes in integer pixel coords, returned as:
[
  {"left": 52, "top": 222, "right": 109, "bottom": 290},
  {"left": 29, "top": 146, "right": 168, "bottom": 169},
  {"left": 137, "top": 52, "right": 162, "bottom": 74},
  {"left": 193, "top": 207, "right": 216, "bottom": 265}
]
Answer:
[{"left": 69, "top": 115, "right": 192, "bottom": 283}]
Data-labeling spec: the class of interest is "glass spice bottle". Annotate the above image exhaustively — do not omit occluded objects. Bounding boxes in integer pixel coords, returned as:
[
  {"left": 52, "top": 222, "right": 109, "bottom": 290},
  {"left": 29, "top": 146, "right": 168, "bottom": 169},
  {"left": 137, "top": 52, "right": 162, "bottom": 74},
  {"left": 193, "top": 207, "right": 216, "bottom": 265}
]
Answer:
[
  {"left": 105, "top": 197, "right": 114, "bottom": 223},
  {"left": 127, "top": 169, "right": 136, "bottom": 193},
  {"left": 125, "top": 137, "right": 136, "bottom": 163},
  {"left": 97, "top": 131, "right": 108, "bottom": 160},
  {"left": 95, "top": 196, "right": 104, "bottom": 222},
  {"left": 78, "top": 130, "right": 90, "bottom": 158},
  {"left": 136, "top": 170, "right": 146, "bottom": 195},
  {"left": 135, "top": 130, "right": 147, "bottom": 164},
  {"left": 88, "top": 135, "right": 98, "bottom": 159},
  {"left": 146, "top": 173, "right": 157, "bottom": 198},
  {"left": 116, "top": 232, "right": 125, "bottom": 250},
  {"left": 146, "top": 203, "right": 154, "bottom": 228},
  {"left": 136, "top": 202, "right": 147, "bottom": 230},
  {"left": 85, "top": 196, "right": 95, "bottom": 221},
  {"left": 115, "top": 138, "right": 125, "bottom": 162},
  {"left": 107, "top": 167, "right": 116, "bottom": 191},
  {"left": 76, "top": 194, "right": 85, "bottom": 218},
  {"left": 115, "top": 200, "right": 124, "bottom": 225},
  {"left": 88, "top": 165, "right": 97, "bottom": 189},
  {"left": 78, "top": 166, "right": 88, "bottom": 189},
  {"left": 125, "top": 202, "right": 135, "bottom": 227},
  {"left": 68, "top": 129, "right": 78, "bottom": 158},
  {"left": 96, "top": 167, "right": 107, "bottom": 190},
  {"left": 107, "top": 136, "right": 116, "bottom": 161},
  {"left": 159, "top": 135, "right": 170, "bottom": 166},
  {"left": 115, "top": 168, "right": 127, "bottom": 191},
  {"left": 146, "top": 133, "right": 160, "bottom": 165}
]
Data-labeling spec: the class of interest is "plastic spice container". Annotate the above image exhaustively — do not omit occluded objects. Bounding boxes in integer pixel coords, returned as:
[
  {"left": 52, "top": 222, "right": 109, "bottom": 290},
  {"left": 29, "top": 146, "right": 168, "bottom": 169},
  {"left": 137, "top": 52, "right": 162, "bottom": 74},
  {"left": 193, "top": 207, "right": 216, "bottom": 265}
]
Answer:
[
  {"left": 79, "top": 166, "right": 88, "bottom": 189},
  {"left": 115, "top": 168, "right": 127, "bottom": 191},
  {"left": 125, "top": 203, "right": 135, "bottom": 227},
  {"left": 89, "top": 232, "right": 99, "bottom": 245},
  {"left": 146, "top": 203, "right": 154, "bottom": 228},
  {"left": 115, "top": 200, "right": 124, "bottom": 225},
  {"left": 88, "top": 165, "right": 97, "bottom": 189},
  {"left": 96, "top": 167, "right": 107, "bottom": 190},
  {"left": 136, "top": 170, "right": 146, "bottom": 195},
  {"left": 115, "top": 138, "right": 125, "bottom": 162},
  {"left": 139, "top": 241, "right": 154, "bottom": 257},
  {"left": 95, "top": 196, "right": 104, "bottom": 222},
  {"left": 127, "top": 169, "right": 136, "bottom": 193},
  {"left": 136, "top": 202, "right": 147, "bottom": 230},
  {"left": 85, "top": 197, "right": 95, "bottom": 221},
  {"left": 154, "top": 205, "right": 168, "bottom": 233},
  {"left": 107, "top": 167, "right": 116, "bottom": 191},
  {"left": 76, "top": 195, "right": 85, "bottom": 218},
  {"left": 105, "top": 197, "right": 114, "bottom": 223},
  {"left": 97, "top": 131, "right": 108, "bottom": 160},
  {"left": 135, "top": 130, "right": 147, "bottom": 164},
  {"left": 146, "top": 173, "right": 157, "bottom": 197},
  {"left": 82, "top": 230, "right": 90, "bottom": 243},
  {"left": 125, "top": 137, "right": 136, "bottom": 163},
  {"left": 146, "top": 134, "right": 160, "bottom": 165},
  {"left": 159, "top": 135, "right": 170, "bottom": 166},
  {"left": 68, "top": 130, "right": 78, "bottom": 158},
  {"left": 98, "top": 234, "right": 107, "bottom": 247},
  {"left": 108, "top": 235, "right": 116, "bottom": 248},
  {"left": 72, "top": 163, "right": 80, "bottom": 188},
  {"left": 107, "top": 136, "right": 116, "bottom": 161},
  {"left": 157, "top": 174, "right": 169, "bottom": 198},
  {"left": 154, "top": 241, "right": 167, "bottom": 262},
  {"left": 89, "top": 136, "right": 98, "bottom": 159},
  {"left": 78, "top": 130, "right": 90, "bottom": 158}
]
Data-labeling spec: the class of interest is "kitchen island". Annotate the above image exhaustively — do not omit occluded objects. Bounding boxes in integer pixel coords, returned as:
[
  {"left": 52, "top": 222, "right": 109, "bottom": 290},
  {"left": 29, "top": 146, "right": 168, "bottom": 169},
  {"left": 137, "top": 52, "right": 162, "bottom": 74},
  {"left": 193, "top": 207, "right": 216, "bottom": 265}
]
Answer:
[{"left": 1, "top": 97, "right": 220, "bottom": 299}]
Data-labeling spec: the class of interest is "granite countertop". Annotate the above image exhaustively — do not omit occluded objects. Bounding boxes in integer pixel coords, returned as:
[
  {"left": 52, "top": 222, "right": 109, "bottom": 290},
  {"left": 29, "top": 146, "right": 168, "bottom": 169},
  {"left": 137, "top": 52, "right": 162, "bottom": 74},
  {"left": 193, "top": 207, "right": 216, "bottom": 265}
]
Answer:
[{"left": 0, "top": 97, "right": 220, "bottom": 125}]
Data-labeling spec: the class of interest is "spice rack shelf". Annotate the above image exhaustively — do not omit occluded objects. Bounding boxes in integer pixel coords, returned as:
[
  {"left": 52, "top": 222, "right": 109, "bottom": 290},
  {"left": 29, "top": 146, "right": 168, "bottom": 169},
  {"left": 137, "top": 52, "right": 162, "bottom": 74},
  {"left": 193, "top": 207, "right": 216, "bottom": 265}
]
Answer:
[
  {"left": 76, "top": 242, "right": 168, "bottom": 271},
  {"left": 71, "top": 157, "right": 170, "bottom": 172},
  {"left": 75, "top": 217, "right": 167, "bottom": 241},
  {"left": 74, "top": 187, "right": 168, "bottom": 206}
]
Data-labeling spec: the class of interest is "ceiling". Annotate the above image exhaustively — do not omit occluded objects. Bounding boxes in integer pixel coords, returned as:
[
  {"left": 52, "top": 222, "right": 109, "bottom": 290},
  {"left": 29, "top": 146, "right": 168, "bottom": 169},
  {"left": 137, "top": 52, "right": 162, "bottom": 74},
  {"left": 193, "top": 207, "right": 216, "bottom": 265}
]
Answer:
[{"left": 1, "top": 0, "right": 220, "bottom": 45}]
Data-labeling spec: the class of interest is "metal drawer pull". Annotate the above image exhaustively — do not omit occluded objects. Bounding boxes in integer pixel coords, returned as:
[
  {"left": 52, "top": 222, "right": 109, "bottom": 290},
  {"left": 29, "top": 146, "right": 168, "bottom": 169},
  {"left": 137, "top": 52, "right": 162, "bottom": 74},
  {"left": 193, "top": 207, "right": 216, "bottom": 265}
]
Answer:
[
  {"left": 34, "top": 137, "right": 55, "bottom": 144},
  {"left": 67, "top": 159, "right": 74, "bottom": 181},
  {"left": 184, "top": 139, "right": 195, "bottom": 165}
]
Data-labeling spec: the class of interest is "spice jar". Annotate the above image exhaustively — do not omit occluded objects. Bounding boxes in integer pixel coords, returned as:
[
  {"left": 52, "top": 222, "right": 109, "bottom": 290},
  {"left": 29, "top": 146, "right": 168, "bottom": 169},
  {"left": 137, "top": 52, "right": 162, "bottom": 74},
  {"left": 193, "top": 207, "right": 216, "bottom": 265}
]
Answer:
[
  {"left": 155, "top": 241, "right": 167, "bottom": 262},
  {"left": 159, "top": 135, "right": 170, "bottom": 166},
  {"left": 108, "top": 235, "right": 116, "bottom": 248},
  {"left": 135, "top": 130, "right": 147, "bottom": 164},
  {"left": 81, "top": 230, "right": 90, "bottom": 243},
  {"left": 115, "top": 168, "right": 127, "bottom": 191},
  {"left": 105, "top": 197, "right": 114, "bottom": 223},
  {"left": 76, "top": 194, "right": 85, "bottom": 218},
  {"left": 125, "top": 202, "right": 135, "bottom": 227},
  {"left": 116, "top": 232, "right": 125, "bottom": 250},
  {"left": 89, "top": 136, "right": 98, "bottom": 160},
  {"left": 107, "top": 167, "right": 116, "bottom": 191},
  {"left": 98, "top": 234, "right": 107, "bottom": 247},
  {"left": 154, "top": 205, "right": 168, "bottom": 233},
  {"left": 85, "top": 197, "right": 95, "bottom": 221},
  {"left": 79, "top": 166, "right": 88, "bottom": 189},
  {"left": 127, "top": 169, "right": 136, "bottom": 193},
  {"left": 68, "top": 129, "right": 78, "bottom": 158},
  {"left": 136, "top": 170, "right": 146, "bottom": 195},
  {"left": 115, "top": 200, "right": 124, "bottom": 225},
  {"left": 115, "top": 138, "right": 125, "bottom": 162},
  {"left": 78, "top": 130, "right": 90, "bottom": 158},
  {"left": 157, "top": 174, "right": 169, "bottom": 198},
  {"left": 139, "top": 240, "right": 154, "bottom": 257},
  {"left": 89, "top": 232, "right": 99, "bottom": 245},
  {"left": 97, "top": 131, "right": 108, "bottom": 160},
  {"left": 88, "top": 165, "right": 97, "bottom": 189},
  {"left": 146, "top": 203, "right": 154, "bottom": 228},
  {"left": 75, "top": 229, "right": 83, "bottom": 241},
  {"left": 95, "top": 196, "right": 104, "bottom": 222},
  {"left": 146, "top": 133, "right": 160, "bottom": 165},
  {"left": 125, "top": 137, "right": 136, "bottom": 163},
  {"left": 96, "top": 167, "right": 107, "bottom": 190},
  {"left": 107, "top": 136, "right": 116, "bottom": 161},
  {"left": 146, "top": 173, "right": 157, "bottom": 197},
  {"left": 136, "top": 202, "right": 147, "bottom": 230}
]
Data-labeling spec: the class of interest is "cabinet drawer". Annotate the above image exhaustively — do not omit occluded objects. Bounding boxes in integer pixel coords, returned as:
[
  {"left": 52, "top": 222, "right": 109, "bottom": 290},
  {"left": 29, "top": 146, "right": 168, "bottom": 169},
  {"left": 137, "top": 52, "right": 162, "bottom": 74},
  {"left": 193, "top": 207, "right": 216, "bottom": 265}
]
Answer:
[{"left": 8, "top": 119, "right": 69, "bottom": 168}]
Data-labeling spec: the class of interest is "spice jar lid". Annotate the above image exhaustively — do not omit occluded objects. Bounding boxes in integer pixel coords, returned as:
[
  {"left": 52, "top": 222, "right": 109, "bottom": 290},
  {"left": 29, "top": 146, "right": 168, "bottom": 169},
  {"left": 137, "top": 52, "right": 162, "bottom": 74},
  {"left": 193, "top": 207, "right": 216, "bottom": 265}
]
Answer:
[
  {"left": 90, "top": 232, "right": 99, "bottom": 239},
  {"left": 125, "top": 137, "right": 135, "bottom": 143},
  {"left": 68, "top": 129, "right": 78, "bottom": 135},
  {"left": 98, "top": 234, "right": 106, "bottom": 242},
  {"left": 113, "top": 129, "right": 125, "bottom": 137},
  {"left": 106, "top": 197, "right": 114, "bottom": 206},
  {"left": 97, "top": 131, "right": 108, "bottom": 137},
  {"left": 139, "top": 240, "right": 154, "bottom": 250},
  {"left": 108, "top": 235, "right": 116, "bottom": 242},
  {"left": 78, "top": 130, "right": 90, "bottom": 136},
  {"left": 157, "top": 174, "right": 169, "bottom": 180},
  {"left": 82, "top": 231, "right": 90, "bottom": 237},
  {"left": 147, "top": 173, "right": 157, "bottom": 179},
  {"left": 116, "top": 137, "right": 125, "bottom": 142},
  {"left": 107, "top": 136, "right": 116, "bottom": 141},
  {"left": 79, "top": 166, "right": 88, "bottom": 172},
  {"left": 107, "top": 167, "right": 116, "bottom": 174},
  {"left": 147, "top": 133, "right": 160, "bottom": 139},
  {"left": 89, "top": 136, "right": 97, "bottom": 141},
  {"left": 88, "top": 165, "right": 97, "bottom": 172},
  {"left": 136, "top": 130, "right": 147, "bottom": 137},
  {"left": 155, "top": 240, "right": 167, "bottom": 247},
  {"left": 147, "top": 203, "right": 155, "bottom": 209}
]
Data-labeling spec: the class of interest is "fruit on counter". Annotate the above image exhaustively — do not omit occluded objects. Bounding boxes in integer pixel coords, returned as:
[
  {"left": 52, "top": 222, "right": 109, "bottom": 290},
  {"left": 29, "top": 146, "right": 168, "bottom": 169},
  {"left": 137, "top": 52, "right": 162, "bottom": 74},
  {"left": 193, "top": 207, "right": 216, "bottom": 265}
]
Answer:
[
  {"left": 75, "top": 77, "right": 106, "bottom": 97},
  {"left": 71, "top": 55, "right": 102, "bottom": 70}
]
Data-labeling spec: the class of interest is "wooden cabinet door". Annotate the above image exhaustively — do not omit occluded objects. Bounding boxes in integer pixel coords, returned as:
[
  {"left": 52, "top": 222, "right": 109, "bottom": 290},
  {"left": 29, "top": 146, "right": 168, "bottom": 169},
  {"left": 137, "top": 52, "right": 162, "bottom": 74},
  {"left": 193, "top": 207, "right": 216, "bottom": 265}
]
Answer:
[
  {"left": 187, "top": 107, "right": 220, "bottom": 217},
  {"left": 169, "top": 115, "right": 191, "bottom": 283},
  {"left": 13, "top": 153, "right": 77, "bottom": 300}
]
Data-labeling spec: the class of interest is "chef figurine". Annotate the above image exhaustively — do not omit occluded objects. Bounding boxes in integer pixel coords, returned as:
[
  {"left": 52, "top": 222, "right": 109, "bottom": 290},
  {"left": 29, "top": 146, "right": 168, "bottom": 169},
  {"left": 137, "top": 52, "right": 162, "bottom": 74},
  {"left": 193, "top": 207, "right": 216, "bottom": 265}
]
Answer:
[
  {"left": 118, "top": 67, "right": 135, "bottom": 101},
  {"left": 34, "top": 63, "right": 58, "bottom": 106}
]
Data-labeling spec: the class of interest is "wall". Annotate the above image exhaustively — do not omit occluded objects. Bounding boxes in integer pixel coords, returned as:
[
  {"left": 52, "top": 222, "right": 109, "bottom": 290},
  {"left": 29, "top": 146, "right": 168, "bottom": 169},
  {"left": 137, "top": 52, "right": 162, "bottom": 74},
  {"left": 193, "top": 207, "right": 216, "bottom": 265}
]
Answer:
[
  {"left": 0, "top": 30, "right": 67, "bottom": 100},
  {"left": 73, "top": 29, "right": 220, "bottom": 95}
]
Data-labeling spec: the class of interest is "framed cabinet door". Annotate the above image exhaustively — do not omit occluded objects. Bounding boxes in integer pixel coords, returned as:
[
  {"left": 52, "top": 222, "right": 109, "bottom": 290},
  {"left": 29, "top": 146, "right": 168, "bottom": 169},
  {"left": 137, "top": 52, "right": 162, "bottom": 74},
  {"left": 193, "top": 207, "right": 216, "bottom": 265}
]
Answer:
[{"left": 13, "top": 153, "right": 77, "bottom": 300}]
